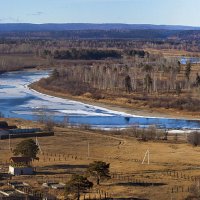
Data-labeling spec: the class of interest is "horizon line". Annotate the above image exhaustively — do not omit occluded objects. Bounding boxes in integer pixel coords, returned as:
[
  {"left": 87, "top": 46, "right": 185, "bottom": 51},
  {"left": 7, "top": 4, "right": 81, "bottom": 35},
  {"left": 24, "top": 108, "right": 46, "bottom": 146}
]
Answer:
[{"left": 0, "top": 22, "right": 199, "bottom": 27}]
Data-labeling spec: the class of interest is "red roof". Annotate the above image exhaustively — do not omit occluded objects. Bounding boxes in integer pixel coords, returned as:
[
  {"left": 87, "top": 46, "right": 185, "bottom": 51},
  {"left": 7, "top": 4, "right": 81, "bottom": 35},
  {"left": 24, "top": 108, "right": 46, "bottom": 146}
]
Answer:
[{"left": 10, "top": 157, "right": 32, "bottom": 163}]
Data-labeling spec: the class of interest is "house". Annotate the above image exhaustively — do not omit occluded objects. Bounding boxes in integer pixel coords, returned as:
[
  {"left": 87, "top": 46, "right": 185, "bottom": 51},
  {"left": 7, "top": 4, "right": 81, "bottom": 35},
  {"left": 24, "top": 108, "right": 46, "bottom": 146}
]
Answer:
[
  {"left": 0, "top": 130, "right": 9, "bottom": 139},
  {"left": 8, "top": 157, "right": 34, "bottom": 176},
  {"left": 8, "top": 181, "right": 29, "bottom": 189},
  {"left": 0, "top": 121, "right": 9, "bottom": 129},
  {"left": 0, "top": 120, "right": 53, "bottom": 140},
  {"left": 0, "top": 121, "right": 17, "bottom": 129}
]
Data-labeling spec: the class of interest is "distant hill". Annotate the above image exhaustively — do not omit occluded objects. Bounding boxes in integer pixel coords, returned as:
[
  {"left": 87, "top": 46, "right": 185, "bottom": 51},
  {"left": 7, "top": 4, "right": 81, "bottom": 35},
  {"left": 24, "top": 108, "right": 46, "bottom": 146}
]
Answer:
[
  {"left": 0, "top": 29, "right": 179, "bottom": 40},
  {"left": 0, "top": 23, "right": 200, "bottom": 40},
  {"left": 0, "top": 23, "right": 200, "bottom": 32}
]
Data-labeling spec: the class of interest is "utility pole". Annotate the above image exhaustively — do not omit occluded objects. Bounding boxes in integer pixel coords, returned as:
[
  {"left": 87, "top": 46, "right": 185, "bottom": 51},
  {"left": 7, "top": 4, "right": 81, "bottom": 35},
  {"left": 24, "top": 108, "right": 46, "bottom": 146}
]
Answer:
[
  {"left": 87, "top": 142, "right": 90, "bottom": 158},
  {"left": 36, "top": 137, "right": 42, "bottom": 153},
  {"left": 9, "top": 134, "right": 11, "bottom": 150},
  {"left": 142, "top": 150, "right": 150, "bottom": 165}
]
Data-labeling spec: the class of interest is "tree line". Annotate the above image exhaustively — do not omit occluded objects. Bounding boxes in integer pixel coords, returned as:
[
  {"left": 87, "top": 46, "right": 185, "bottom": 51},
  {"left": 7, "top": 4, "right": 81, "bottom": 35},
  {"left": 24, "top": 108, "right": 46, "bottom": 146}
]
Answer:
[
  {"left": 44, "top": 58, "right": 199, "bottom": 94},
  {"left": 41, "top": 48, "right": 149, "bottom": 60},
  {"left": 1, "top": 38, "right": 200, "bottom": 56},
  {"left": 43, "top": 49, "right": 122, "bottom": 60},
  {"left": 37, "top": 54, "right": 200, "bottom": 112}
]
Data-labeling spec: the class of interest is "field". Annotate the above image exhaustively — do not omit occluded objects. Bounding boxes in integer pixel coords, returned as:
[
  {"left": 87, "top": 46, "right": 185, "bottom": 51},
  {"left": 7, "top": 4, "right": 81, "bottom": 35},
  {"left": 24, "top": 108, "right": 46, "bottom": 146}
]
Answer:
[{"left": 0, "top": 119, "right": 200, "bottom": 199}]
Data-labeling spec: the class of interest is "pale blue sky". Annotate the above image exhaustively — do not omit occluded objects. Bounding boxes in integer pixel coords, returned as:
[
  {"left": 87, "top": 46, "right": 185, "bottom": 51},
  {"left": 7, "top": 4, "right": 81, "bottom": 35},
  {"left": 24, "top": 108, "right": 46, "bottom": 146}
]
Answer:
[{"left": 1, "top": 0, "right": 200, "bottom": 26}]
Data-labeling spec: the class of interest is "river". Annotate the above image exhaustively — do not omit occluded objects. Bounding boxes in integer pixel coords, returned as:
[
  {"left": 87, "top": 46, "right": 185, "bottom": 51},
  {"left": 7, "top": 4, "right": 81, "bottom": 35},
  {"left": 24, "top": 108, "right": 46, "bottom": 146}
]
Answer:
[
  {"left": 0, "top": 70, "right": 200, "bottom": 130},
  {"left": 180, "top": 57, "right": 200, "bottom": 65}
]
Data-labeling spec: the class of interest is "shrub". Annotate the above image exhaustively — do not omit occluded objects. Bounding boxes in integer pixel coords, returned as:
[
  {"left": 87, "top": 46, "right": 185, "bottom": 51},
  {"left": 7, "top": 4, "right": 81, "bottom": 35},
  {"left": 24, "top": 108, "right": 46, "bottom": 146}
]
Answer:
[{"left": 187, "top": 132, "right": 200, "bottom": 146}]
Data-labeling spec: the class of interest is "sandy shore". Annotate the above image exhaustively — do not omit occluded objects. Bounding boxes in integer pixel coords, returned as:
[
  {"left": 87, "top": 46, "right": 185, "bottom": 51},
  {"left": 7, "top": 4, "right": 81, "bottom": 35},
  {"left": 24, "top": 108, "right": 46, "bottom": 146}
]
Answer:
[{"left": 30, "top": 83, "right": 200, "bottom": 121}]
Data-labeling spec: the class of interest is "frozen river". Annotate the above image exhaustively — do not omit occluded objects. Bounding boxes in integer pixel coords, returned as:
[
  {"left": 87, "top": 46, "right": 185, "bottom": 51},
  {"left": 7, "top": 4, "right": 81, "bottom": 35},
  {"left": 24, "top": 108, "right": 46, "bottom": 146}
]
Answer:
[{"left": 0, "top": 70, "right": 200, "bottom": 130}]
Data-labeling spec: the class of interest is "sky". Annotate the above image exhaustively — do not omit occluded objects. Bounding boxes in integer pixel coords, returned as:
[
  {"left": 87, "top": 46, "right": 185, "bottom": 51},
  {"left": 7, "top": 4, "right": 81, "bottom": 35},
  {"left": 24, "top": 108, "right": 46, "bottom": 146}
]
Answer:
[{"left": 1, "top": 0, "right": 200, "bottom": 26}]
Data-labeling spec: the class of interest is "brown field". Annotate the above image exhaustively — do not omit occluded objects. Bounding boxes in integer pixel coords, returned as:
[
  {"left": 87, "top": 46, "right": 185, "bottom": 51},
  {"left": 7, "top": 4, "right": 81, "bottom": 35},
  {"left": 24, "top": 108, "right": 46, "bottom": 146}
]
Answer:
[
  {"left": 0, "top": 53, "right": 49, "bottom": 72},
  {"left": 144, "top": 48, "right": 200, "bottom": 57},
  {"left": 0, "top": 118, "right": 200, "bottom": 200}
]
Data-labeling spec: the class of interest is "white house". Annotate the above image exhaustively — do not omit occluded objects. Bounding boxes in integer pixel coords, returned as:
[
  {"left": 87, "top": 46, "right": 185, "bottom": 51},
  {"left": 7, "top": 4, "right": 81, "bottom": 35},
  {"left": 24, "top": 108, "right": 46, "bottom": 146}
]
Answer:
[{"left": 8, "top": 157, "right": 34, "bottom": 176}]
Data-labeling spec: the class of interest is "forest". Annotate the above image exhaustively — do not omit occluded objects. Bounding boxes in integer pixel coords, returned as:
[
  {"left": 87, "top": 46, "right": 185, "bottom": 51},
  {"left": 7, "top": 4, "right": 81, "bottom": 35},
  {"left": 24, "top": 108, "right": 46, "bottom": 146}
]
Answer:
[
  {"left": 1, "top": 34, "right": 200, "bottom": 113},
  {"left": 43, "top": 49, "right": 122, "bottom": 60},
  {"left": 41, "top": 49, "right": 148, "bottom": 60},
  {"left": 37, "top": 52, "right": 200, "bottom": 112}
]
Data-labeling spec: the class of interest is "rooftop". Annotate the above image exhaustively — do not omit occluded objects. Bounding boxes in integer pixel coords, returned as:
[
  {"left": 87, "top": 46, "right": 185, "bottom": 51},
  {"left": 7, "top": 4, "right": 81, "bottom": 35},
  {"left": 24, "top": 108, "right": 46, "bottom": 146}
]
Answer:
[{"left": 10, "top": 157, "right": 32, "bottom": 164}]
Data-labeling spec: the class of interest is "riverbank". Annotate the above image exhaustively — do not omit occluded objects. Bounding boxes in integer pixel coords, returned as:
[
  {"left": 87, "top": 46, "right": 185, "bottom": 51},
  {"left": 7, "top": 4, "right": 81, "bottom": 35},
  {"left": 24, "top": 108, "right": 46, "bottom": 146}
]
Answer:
[{"left": 30, "top": 82, "right": 200, "bottom": 121}]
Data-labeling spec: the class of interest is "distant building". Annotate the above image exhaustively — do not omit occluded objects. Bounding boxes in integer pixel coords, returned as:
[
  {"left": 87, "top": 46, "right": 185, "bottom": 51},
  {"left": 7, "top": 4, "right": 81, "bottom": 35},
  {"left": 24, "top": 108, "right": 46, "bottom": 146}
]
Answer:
[
  {"left": 8, "top": 157, "right": 34, "bottom": 176},
  {"left": 0, "top": 121, "right": 17, "bottom": 129},
  {"left": 0, "top": 121, "right": 54, "bottom": 140},
  {"left": 0, "top": 121, "right": 9, "bottom": 129},
  {"left": 0, "top": 130, "right": 9, "bottom": 139}
]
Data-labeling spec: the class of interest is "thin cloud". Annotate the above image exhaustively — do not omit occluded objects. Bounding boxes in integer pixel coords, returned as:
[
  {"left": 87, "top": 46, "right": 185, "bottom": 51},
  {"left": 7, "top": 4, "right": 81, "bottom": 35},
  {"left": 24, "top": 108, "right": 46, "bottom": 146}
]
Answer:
[{"left": 28, "top": 12, "right": 44, "bottom": 16}]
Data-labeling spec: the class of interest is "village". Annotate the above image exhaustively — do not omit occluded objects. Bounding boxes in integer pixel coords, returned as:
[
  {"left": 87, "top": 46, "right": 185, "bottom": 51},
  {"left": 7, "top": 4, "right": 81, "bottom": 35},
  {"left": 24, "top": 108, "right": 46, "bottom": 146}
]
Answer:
[
  {"left": 0, "top": 119, "right": 116, "bottom": 200},
  {"left": 0, "top": 119, "right": 200, "bottom": 200}
]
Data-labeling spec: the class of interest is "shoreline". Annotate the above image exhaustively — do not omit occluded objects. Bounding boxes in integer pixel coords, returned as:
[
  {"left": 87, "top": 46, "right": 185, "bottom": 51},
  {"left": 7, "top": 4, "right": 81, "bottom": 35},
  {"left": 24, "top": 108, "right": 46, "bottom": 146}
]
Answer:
[
  {"left": 30, "top": 82, "right": 200, "bottom": 121},
  {"left": 3, "top": 68, "right": 200, "bottom": 121}
]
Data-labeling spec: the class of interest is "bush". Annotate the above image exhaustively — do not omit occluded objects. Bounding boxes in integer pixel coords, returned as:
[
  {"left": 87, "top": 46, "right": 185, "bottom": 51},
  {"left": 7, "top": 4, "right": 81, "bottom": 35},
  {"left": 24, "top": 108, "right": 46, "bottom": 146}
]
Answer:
[
  {"left": 187, "top": 132, "right": 200, "bottom": 146},
  {"left": 149, "top": 97, "right": 200, "bottom": 112},
  {"left": 131, "top": 125, "right": 165, "bottom": 141},
  {"left": 185, "top": 184, "right": 200, "bottom": 199},
  {"left": 83, "top": 92, "right": 93, "bottom": 98}
]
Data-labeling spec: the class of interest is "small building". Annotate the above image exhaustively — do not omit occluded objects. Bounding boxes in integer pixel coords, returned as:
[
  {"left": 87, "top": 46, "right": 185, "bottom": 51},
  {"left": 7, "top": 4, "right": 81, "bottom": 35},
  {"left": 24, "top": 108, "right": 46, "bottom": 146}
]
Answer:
[
  {"left": 0, "top": 129, "right": 9, "bottom": 139},
  {"left": 0, "top": 121, "right": 9, "bottom": 129},
  {"left": 42, "top": 182, "right": 65, "bottom": 189},
  {"left": 8, "top": 157, "right": 34, "bottom": 176},
  {"left": 0, "top": 121, "right": 17, "bottom": 129},
  {"left": 8, "top": 181, "right": 29, "bottom": 189}
]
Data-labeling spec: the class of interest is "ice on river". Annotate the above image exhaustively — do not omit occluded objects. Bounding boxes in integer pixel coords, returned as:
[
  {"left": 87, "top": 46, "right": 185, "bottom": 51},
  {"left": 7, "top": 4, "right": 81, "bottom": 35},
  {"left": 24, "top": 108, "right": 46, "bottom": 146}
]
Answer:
[
  {"left": 0, "top": 71, "right": 132, "bottom": 118},
  {"left": 0, "top": 70, "right": 200, "bottom": 130}
]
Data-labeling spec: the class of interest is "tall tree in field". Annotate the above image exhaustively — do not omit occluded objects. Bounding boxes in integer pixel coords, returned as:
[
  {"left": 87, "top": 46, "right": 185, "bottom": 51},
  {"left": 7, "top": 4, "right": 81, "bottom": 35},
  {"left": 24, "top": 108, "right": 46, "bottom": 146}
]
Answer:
[
  {"left": 195, "top": 73, "right": 200, "bottom": 87},
  {"left": 125, "top": 75, "right": 132, "bottom": 93},
  {"left": 87, "top": 161, "right": 110, "bottom": 185},
  {"left": 51, "top": 69, "right": 59, "bottom": 79},
  {"left": 144, "top": 73, "right": 153, "bottom": 93},
  {"left": 13, "top": 139, "right": 39, "bottom": 160},
  {"left": 65, "top": 174, "right": 93, "bottom": 200},
  {"left": 185, "top": 62, "right": 191, "bottom": 82}
]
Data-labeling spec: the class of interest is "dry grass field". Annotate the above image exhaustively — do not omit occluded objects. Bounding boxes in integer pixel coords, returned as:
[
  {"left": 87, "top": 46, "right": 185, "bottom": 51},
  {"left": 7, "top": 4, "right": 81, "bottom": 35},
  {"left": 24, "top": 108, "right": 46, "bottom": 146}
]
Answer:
[
  {"left": 0, "top": 118, "right": 200, "bottom": 199},
  {"left": 145, "top": 48, "right": 200, "bottom": 57},
  {"left": 0, "top": 53, "right": 49, "bottom": 73}
]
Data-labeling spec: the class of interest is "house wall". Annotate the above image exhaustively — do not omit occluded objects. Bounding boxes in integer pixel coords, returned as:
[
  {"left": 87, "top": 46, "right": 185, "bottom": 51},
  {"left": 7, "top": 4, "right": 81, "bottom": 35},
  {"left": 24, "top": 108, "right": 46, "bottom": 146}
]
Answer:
[{"left": 9, "top": 166, "right": 33, "bottom": 175}]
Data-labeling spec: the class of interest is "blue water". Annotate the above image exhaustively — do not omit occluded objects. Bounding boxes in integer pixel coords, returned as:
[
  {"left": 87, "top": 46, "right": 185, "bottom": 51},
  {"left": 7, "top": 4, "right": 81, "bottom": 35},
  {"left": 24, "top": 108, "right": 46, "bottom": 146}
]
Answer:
[
  {"left": 0, "top": 71, "right": 200, "bottom": 130},
  {"left": 180, "top": 57, "right": 200, "bottom": 65}
]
